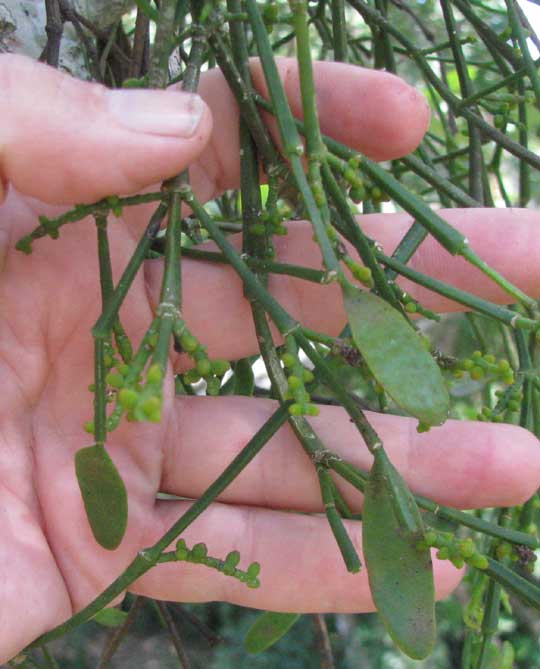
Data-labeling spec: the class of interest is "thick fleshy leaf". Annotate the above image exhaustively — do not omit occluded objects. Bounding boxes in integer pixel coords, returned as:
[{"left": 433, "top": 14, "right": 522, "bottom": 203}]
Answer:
[
  {"left": 363, "top": 449, "right": 435, "bottom": 660},
  {"left": 75, "top": 444, "right": 128, "bottom": 550},
  {"left": 343, "top": 284, "right": 449, "bottom": 426},
  {"left": 93, "top": 607, "right": 129, "bottom": 627},
  {"left": 244, "top": 612, "right": 301, "bottom": 654}
]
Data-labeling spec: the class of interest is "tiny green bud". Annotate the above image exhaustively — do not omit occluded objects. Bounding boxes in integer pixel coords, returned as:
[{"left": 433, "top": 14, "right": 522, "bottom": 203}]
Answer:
[
  {"left": 118, "top": 388, "right": 139, "bottom": 410},
  {"left": 106, "top": 373, "right": 124, "bottom": 389},
  {"left": 141, "top": 396, "right": 161, "bottom": 419},
  {"left": 483, "top": 354, "right": 496, "bottom": 364},
  {"left": 183, "top": 369, "right": 202, "bottom": 385},
  {"left": 281, "top": 353, "right": 296, "bottom": 368},
  {"left": 305, "top": 403, "right": 320, "bottom": 416},
  {"left": 147, "top": 364, "right": 163, "bottom": 385},
  {"left": 225, "top": 551, "right": 241, "bottom": 568},
  {"left": 288, "top": 403, "right": 304, "bottom": 416},
  {"left": 247, "top": 562, "right": 261, "bottom": 578},
  {"left": 461, "top": 359, "right": 474, "bottom": 371},
  {"left": 349, "top": 186, "right": 366, "bottom": 203},
  {"left": 287, "top": 375, "right": 302, "bottom": 390},
  {"left": 83, "top": 421, "right": 95, "bottom": 435},
  {"left": 191, "top": 543, "right": 208, "bottom": 562},
  {"left": 507, "top": 400, "right": 520, "bottom": 412},
  {"left": 497, "top": 359, "right": 511, "bottom": 373},
  {"left": 424, "top": 531, "right": 438, "bottom": 547},
  {"left": 210, "top": 359, "right": 231, "bottom": 377},
  {"left": 469, "top": 554, "right": 489, "bottom": 570},
  {"left": 450, "top": 555, "right": 465, "bottom": 569},
  {"left": 196, "top": 358, "right": 212, "bottom": 377},
  {"left": 496, "top": 542, "right": 512, "bottom": 560},
  {"left": 436, "top": 547, "right": 449, "bottom": 560},
  {"left": 458, "top": 539, "right": 476, "bottom": 559},
  {"left": 405, "top": 302, "right": 417, "bottom": 314},
  {"left": 247, "top": 579, "right": 260, "bottom": 589},
  {"left": 180, "top": 333, "right": 199, "bottom": 353},
  {"left": 303, "top": 369, "right": 315, "bottom": 384},
  {"left": 503, "top": 373, "right": 515, "bottom": 385},
  {"left": 470, "top": 366, "right": 485, "bottom": 381},
  {"left": 206, "top": 376, "right": 221, "bottom": 396},
  {"left": 176, "top": 539, "right": 189, "bottom": 560},
  {"left": 117, "top": 364, "right": 130, "bottom": 376}
]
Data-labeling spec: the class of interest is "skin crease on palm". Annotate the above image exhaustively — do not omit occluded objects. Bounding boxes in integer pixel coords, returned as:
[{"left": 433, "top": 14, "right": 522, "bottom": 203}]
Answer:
[{"left": 0, "top": 53, "right": 539, "bottom": 662}]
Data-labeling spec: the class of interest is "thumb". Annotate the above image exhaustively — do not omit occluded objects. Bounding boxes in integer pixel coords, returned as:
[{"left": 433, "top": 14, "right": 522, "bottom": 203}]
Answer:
[{"left": 0, "top": 54, "right": 213, "bottom": 204}]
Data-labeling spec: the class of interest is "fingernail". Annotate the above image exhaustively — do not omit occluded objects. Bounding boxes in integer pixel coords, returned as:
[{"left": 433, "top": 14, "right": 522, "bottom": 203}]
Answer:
[{"left": 106, "top": 89, "right": 205, "bottom": 138}]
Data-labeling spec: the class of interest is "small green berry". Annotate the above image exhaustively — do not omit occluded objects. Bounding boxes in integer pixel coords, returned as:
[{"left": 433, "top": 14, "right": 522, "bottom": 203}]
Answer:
[
  {"left": 211, "top": 359, "right": 231, "bottom": 377},
  {"left": 83, "top": 421, "right": 95, "bottom": 434},
  {"left": 483, "top": 354, "right": 496, "bottom": 364},
  {"left": 196, "top": 358, "right": 212, "bottom": 377},
  {"left": 349, "top": 186, "right": 366, "bottom": 203},
  {"left": 497, "top": 359, "right": 511, "bottom": 373},
  {"left": 287, "top": 375, "right": 302, "bottom": 391},
  {"left": 288, "top": 403, "right": 304, "bottom": 416},
  {"left": 303, "top": 369, "right": 315, "bottom": 384},
  {"left": 118, "top": 388, "right": 139, "bottom": 410},
  {"left": 183, "top": 369, "right": 202, "bottom": 385},
  {"left": 206, "top": 376, "right": 221, "bottom": 396},
  {"left": 180, "top": 333, "right": 199, "bottom": 353},
  {"left": 436, "top": 547, "right": 449, "bottom": 560},
  {"left": 461, "top": 359, "right": 474, "bottom": 371},
  {"left": 470, "top": 366, "right": 485, "bottom": 381},
  {"left": 450, "top": 555, "right": 465, "bottom": 569},
  {"left": 281, "top": 353, "right": 296, "bottom": 368},
  {"left": 424, "top": 531, "right": 438, "bottom": 547},
  {"left": 495, "top": 542, "right": 512, "bottom": 560},
  {"left": 141, "top": 396, "right": 161, "bottom": 419},
  {"left": 106, "top": 373, "right": 124, "bottom": 389},
  {"left": 405, "top": 302, "right": 417, "bottom": 314},
  {"left": 147, "top": 364, "right": 163, "bottom": 385},
  {"left": 458, "top": 539, "right": 476, "bottom": 559},
  {"left": 469, "top": 554, "right": 489, "bottom": 570}
]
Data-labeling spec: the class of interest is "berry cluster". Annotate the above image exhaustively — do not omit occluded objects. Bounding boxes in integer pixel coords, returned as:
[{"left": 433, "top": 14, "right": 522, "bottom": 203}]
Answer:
[
  {"left": 418, "top": 531, "right": 489, "bottom": 571},
  {"left": 281, "top": 335, "right": 319, "bottom": 417},
  {"left": 175, "top": 321, "right": 231, "bottom": 396},
  {"left": 453, "top": 351, "right": 514, "bottom": 385}
]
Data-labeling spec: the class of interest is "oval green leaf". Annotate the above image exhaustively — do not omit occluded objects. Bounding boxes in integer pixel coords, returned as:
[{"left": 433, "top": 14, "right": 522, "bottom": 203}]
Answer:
[
  {"left": 93, "top": 607, "right": 129, "bottom": 627},
  {"left": 244, "top": 612, "right": 300, "bottom": 654},
  {"left": 75, "top": 444, "right": 128, "bottom": 550},
  {"left": 363, "top": 450, "right": 435, "bottom": 660},
  {"left": 342, "top": 284, "right": 449, "bottom": 426}
]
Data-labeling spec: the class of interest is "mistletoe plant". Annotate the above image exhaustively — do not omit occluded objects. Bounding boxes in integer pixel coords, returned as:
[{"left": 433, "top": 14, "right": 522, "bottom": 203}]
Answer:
[{"left": 8, "top": 0, "right": 540, "bottom": 666}]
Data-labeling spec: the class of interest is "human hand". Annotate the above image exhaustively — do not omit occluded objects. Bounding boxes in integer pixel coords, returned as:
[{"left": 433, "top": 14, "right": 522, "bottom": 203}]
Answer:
[{"left": 0, "top": 53, "right": 539, "bottom": 662}]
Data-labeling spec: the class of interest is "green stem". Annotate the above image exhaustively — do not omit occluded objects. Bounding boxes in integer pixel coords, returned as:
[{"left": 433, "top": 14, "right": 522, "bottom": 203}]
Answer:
[
  {"left": 377, "top": 252, "right": 538, "bottom": 330},
  {"left": 317, "top": 466, "right": 362, "bottom": 573},
  {"left": 92, "top": 203, "right": 167, "bottom": 339}
]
